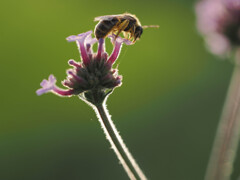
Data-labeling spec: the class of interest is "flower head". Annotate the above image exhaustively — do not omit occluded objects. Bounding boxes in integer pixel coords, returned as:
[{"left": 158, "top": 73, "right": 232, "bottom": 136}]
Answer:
[
  {"left": 37, "top": 31, "right": 131, "bottom": 105},
  {"left": 195, "top": 0, "right": 240, "bottom": 57}
]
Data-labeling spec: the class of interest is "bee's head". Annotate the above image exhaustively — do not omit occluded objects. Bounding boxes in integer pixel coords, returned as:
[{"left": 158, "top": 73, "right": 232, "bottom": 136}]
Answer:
[{"left": 133, "top": 26, "right": 143, "bottom": 42}]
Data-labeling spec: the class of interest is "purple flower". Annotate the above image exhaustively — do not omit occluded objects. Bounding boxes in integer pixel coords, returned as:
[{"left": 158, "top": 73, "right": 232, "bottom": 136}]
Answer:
[
  {"left": 36, "top": 74, "right": 74, "bottom": 96},
  {"left": 36, "top": 31, "right": 131, "bottom": 104},
  {"left": 195, "top": 0, "right": 240, "bottom": 56},
  {"left": 223, "top": 0, "right": 240, "bottom": 11}
]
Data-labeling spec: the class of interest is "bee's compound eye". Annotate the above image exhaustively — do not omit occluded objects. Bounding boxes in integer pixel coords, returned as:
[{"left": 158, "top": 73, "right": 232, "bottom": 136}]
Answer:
[
  {"left": 135, "top": 26, "right": 143, "bottom": 36},
  {"left": 135, "top": 26, "right": 143, "bottom": 39}
]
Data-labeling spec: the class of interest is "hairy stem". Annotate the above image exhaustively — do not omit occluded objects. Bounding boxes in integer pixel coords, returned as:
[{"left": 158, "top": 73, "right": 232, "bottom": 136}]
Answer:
[
  {"left": 94, "top": 103, "right": 147, "bottom": 180},
  {"left": 204, "top": 56, "right": 240, "bottom": 180}
]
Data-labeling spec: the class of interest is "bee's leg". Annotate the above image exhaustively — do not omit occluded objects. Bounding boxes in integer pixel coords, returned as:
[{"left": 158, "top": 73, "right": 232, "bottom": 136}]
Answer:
[
  {"left": 115, "top": 20, "right": 129, "bottom": 40},
  {"left": 123, "top": 32, "right": 129, "bottom": 39},
  {"left": 130, "top": 25, "right": 136, "bottom": 41},
  {"left": 132, "top": 25, "right": 136, "bottom": 34},
  {"left": 112, "top": 29, "right": 117, "bottom": 35},
  {"left": 129, "top": 30, "right": 133, "bottom": 39}
]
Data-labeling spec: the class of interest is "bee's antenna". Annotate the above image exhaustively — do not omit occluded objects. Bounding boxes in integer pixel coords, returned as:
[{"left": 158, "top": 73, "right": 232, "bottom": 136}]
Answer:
[{"left": 142, "top": 25, "right": 159, "bottom": 29}]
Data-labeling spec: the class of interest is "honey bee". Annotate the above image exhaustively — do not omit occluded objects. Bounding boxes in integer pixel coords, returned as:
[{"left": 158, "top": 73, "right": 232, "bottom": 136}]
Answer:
[{"left": 94, "top": 13, "right": 159, "bottom": 43}]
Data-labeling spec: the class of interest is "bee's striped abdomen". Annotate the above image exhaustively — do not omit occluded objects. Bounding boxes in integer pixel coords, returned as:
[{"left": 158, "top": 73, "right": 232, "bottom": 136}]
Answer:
[{"left": 94, "top": 18, "right": 119, "bottom": 39}]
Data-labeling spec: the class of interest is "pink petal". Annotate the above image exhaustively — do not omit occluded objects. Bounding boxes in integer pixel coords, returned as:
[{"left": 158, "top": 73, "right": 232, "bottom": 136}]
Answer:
[
  {"left": 97, "top": 38, "right": 105, "bottom": 59},
  {"left": 36, "top": 74, "right": 74, "bottom": 97},
  {"left": 67, "top": 31, "right": 93, "bottom": 65},
  {"left": 36, "top": 74, "right": 57, "bottom": 96}
]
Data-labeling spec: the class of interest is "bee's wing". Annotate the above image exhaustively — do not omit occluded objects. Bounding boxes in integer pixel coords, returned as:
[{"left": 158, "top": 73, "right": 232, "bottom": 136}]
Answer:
[{"left": 94, "top": 15, "right": 122, "bottom": 21}]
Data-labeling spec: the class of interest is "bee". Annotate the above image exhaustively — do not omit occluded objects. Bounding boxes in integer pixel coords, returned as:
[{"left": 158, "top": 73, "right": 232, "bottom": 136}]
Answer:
[{"left": 94, "top": 13, "right": 159, "bottom": 43}]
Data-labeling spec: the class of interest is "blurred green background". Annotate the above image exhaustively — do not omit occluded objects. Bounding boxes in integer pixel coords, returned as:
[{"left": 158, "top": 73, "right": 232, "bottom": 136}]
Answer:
[{"left": 1, "top": 0, "right": 239, "bottom": 179}]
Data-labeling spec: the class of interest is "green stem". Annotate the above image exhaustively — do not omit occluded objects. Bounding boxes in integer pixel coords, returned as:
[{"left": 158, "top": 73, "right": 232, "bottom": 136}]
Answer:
[
  {"left": 204, "top": 62, "right": 240, "bottom": 180},
  {"left": 94, "top": 103, "right": 147, "bottom": 180}
]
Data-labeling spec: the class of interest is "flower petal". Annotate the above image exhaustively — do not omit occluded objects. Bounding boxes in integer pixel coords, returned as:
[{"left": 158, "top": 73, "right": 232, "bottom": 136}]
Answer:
[
  {"left": 85, "top": 34, "right": 98, "bottom": 46},
  {"left": 67, "top": 31, "right": 93, "bottom": 65},
  {"left": 97, "top": 38, "right": 105, "bottom": 59},
  {"left": 66, "top": 31, "right": 92, "bottom": 42},
  {"left": 107, "top": 36, "right": 132, "bottom": 65},
  {"left": 36, "top": 74, "right": 75, "bottom": 96},
  {"left": 68, "top": 59, "right": 82, "bottom": 68},
  {"left": 205, "top": 33, "right": 230, "bottom": 56},
  {"left": 36, "top": 74, "right": 57, "bottom": 95},
  {"left": 108, "top": 35, "right": 133, "bottom": 45}
]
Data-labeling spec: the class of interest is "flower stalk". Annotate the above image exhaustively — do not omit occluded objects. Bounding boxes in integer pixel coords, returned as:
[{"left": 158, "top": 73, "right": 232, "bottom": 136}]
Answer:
[
  {"left": 204, "top": 53, "right": 240, "bottom": 180},
  {"left": 94, "top": 102, "right": 147, "bottom": 180}
]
